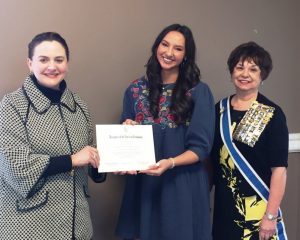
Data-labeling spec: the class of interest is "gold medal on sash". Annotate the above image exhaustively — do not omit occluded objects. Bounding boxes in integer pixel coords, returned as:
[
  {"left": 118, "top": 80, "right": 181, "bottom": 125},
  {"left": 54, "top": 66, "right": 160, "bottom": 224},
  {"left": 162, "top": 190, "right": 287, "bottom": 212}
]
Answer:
[{"left": 233, "top": 101, "right": 275, "bottom": 147}]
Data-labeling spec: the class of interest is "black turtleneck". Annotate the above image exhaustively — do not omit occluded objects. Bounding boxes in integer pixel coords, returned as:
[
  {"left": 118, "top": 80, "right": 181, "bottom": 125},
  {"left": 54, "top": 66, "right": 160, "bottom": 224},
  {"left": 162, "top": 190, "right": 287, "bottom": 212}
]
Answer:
[
  {"left": 30, "top": 75, "right": 73, "bottom": 177},
  {"left": 31, "top": 74, "right": 66, "bottom": 103}
]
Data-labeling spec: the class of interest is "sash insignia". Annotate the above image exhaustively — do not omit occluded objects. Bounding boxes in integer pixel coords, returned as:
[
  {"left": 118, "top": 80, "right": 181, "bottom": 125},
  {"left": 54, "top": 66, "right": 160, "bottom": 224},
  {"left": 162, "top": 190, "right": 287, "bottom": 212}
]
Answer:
[{"left": 233, "top": 101, "right": 275, "bottom": 147}]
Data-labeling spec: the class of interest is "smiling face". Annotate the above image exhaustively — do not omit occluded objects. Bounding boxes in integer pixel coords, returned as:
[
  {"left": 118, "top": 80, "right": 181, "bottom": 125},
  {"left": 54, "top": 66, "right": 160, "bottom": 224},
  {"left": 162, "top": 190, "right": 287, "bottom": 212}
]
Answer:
[
  {"left": 156, "top": 31, "right": 186, "bottom": 73},
  {"left": 232, "top": 59, "right": 262, "bottom": 94},
  {"left": 27, "top": 40, "right": 68, "bottom": 90}
]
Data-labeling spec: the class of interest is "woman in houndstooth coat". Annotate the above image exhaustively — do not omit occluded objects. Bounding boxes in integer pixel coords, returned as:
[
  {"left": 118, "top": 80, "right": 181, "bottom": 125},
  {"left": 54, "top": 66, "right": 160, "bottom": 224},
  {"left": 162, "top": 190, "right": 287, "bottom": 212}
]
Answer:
[{"left": 0, "top": 32, "right": 105, "bottom": 240}]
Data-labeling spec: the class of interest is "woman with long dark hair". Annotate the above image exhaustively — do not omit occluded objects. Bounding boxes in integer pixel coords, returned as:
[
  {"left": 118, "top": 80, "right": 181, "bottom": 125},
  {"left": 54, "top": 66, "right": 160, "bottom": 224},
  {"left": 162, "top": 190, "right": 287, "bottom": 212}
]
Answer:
[{"left": 116, "top": 24, "right": 215, "bottom": 240}]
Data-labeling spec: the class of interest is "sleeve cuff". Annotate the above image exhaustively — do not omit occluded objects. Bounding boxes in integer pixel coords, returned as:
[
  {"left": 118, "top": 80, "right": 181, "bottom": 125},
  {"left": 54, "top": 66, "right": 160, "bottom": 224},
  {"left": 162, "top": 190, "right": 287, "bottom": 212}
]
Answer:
[{"left": 42, "top": 155, "right": 72, "bottom": 177}]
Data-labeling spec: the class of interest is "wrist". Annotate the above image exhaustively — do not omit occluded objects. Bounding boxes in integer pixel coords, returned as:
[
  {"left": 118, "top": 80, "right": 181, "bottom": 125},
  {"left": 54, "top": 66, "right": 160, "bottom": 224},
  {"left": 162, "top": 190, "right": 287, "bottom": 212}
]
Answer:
[
  {"left": 71, "top": 155, "right": 75, "bottom": 167},
  {"left": 264, "top": 211, "right": 278, "bottom": 221},
  {"left": 169, "top": 157, "right": 175, "bottom": 169}
]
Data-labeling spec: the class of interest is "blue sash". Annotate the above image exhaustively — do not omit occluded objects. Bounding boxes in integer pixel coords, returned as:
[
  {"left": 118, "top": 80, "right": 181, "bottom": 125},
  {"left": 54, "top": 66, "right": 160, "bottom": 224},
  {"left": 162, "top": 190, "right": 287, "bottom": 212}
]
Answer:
[{"left": 220, "top": 97, "right": 287, "bottom": 240}]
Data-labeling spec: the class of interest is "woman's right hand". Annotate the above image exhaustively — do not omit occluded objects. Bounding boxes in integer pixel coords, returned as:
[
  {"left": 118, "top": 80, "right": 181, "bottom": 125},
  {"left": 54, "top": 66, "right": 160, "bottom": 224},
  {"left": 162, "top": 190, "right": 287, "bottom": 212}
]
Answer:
[
  {"left": 71, "top": 146, "right": 99, "bottom": 169},
  {"left": 122, "top": 119, "right": 138, "bottom": 125}
]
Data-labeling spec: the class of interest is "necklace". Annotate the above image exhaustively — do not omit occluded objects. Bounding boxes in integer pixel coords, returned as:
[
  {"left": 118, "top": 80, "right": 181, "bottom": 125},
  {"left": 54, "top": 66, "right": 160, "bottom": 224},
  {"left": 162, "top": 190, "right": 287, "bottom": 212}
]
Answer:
[{"left": 162, "top": 83, "right": 175, "bottom": 91}]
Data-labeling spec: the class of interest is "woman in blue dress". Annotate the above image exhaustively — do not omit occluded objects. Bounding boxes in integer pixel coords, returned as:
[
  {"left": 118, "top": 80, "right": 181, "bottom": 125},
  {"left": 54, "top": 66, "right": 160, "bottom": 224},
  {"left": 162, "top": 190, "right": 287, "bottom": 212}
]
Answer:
[{"left": 116, "top": 24, "right": 215, "bottom": 240}]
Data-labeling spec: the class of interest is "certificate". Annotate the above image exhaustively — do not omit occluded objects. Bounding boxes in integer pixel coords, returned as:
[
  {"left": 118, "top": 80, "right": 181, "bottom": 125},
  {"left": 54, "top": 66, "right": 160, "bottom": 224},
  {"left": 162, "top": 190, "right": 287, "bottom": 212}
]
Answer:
[{"left": 96, "top": 124, "right": 156, "bottom": 172}]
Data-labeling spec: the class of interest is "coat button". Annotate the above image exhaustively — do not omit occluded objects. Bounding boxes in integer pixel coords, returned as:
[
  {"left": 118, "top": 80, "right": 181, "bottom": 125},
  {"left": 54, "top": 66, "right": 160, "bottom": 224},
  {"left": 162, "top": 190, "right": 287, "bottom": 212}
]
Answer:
[{"left": 69, "top": 169, "right": 74, "bottom": 176}]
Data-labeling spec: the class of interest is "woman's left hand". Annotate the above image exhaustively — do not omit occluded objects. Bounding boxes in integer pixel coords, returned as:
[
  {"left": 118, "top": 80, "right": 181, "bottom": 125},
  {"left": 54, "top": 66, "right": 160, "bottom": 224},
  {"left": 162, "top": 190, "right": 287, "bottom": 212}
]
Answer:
[
  {"left": 139, "top": 159, "right": 172, "bottom": 176},
  {"left": 71, "top": 146, "right": 99, "bottom": 169},
  {"left": 259, "top": 217, "right": 277, "bottom": 240}
]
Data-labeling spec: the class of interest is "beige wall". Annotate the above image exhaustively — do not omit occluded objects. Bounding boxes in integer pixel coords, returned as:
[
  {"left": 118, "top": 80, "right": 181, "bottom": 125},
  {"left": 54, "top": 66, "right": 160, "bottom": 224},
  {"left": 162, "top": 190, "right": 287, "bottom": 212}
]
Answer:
[
  {"left": 0, "top": 0, "right": 299, "bottom": 239},
  {"left": 282, "top": 153, "right": 300, "bottom": 240}
]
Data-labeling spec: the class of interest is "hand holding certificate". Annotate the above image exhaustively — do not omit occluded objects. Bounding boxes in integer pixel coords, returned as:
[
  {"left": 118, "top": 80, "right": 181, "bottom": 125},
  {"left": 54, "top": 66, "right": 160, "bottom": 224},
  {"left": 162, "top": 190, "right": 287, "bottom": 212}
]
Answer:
[{"left": 96, "top": 124, "right": 156, "bottom": 172}]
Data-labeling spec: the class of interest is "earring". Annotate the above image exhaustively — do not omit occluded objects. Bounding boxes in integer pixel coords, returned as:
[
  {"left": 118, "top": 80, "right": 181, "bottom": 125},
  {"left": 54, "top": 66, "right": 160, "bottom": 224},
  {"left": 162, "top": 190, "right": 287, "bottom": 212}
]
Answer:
[{"left": 261, "top": 81, "right": 264, "bottom": 86}]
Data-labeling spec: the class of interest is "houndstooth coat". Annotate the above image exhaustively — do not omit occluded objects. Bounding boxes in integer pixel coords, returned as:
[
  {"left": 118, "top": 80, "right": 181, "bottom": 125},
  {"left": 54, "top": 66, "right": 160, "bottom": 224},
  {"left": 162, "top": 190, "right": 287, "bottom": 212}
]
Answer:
[{"left": 0, "top": 76, "right": 96, "bottom": 239}]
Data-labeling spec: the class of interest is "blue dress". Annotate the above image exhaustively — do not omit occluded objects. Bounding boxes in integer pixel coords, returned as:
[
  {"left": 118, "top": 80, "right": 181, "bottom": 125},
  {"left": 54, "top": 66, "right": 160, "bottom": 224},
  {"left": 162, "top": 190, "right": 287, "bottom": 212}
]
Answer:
[{"left": 116, "top": 77, "right": 215, "bottom": 240}]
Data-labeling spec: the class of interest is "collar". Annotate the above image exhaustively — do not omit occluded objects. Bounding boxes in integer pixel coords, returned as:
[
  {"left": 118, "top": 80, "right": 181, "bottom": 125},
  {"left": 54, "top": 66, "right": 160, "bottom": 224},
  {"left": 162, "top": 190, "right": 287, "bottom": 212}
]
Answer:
[
  {"left": 31, "top": 74, "right": 65, "bottom": 103},
  {"left": 22, "top": 75, "right": 76, "bottom": 113}
]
